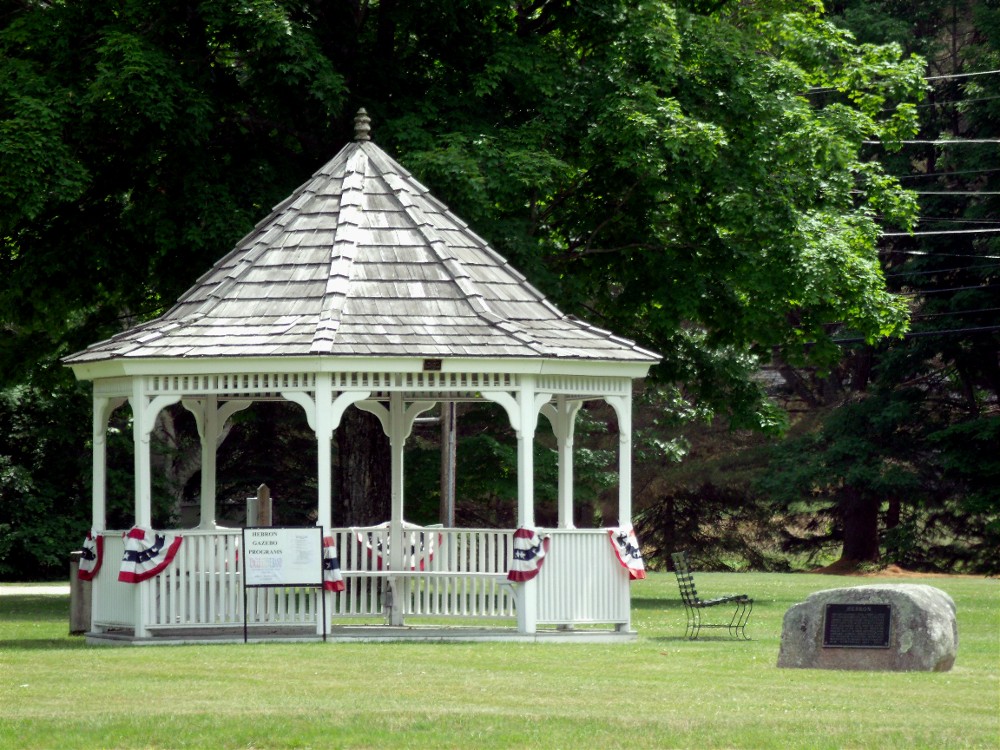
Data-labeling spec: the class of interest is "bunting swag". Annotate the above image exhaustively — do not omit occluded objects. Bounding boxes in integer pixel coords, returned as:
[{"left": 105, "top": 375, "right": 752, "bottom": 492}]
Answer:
[
  {"left": 118, "top": 527, "right": 183, "bottom": 583},
  {"left": 609, "top": 527, "right": 646, "bottom": 580},
  {"left": 357, "top": 523, "right": 440, "bottom": 570},
  {"left": 507, "top": 527, "right": 550, "bottom": 583},
  {"left": 323, "top": 537, "right": 345, "bottom": 592},
  {"left": 77, "top": 530, "right": 103, "bottom": 581}
]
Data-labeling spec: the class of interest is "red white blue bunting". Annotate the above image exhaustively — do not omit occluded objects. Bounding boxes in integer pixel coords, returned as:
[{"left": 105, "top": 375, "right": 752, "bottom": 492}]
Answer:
[
  {"left": 118, "top": 527, "right": 183, "bottom": 583},
  {"left": 507, "top": 527, "right": 550, "bottom": 582},
  {"left": 608, "top": 526, "right": 646, "bottom": 580},
  {"left": 357, "top": 522, "right": 440, "bottom": 571},
  {"left": 77, "top": 530, "right": 103, "bottom": 581},
  {"left": 323, "top": 536, "right": 345, "bottom": 592}
]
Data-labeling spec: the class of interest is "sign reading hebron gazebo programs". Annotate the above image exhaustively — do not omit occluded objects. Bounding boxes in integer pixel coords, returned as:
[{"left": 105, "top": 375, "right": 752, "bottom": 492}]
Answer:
[{"left": 242, "top": 527, "right": 324, "bottom": 587}]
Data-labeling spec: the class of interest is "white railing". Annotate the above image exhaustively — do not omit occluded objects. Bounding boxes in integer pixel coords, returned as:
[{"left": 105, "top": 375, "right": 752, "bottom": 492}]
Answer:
[
  {"left": 327, "top": 526, "right": 517, "bottom": 620},
  {"left": 92, "top": 532, "right": 135, "bottom": 629},
  {"left": 91, "top": 526, "right": 631, "bottom": 634},
  {"left": 537, "top": 529, "right": 630, "bottom": 626}
]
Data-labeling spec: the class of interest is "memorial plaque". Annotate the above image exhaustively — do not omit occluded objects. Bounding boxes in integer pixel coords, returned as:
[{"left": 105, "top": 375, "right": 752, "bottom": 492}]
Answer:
[{"left": 823, "top": 603, "right": 892, "bottom": 649}]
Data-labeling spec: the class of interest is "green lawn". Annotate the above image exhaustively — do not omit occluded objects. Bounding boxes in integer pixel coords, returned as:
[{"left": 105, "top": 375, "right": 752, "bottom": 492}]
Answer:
[{"left": 1, "top": 572, "right": 997, "bottom": 749}]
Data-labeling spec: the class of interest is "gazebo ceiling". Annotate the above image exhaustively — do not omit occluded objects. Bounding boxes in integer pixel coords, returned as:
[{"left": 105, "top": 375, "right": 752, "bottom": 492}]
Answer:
[{"left": 64, "top": 110, "right": 658, "bottom": 373}]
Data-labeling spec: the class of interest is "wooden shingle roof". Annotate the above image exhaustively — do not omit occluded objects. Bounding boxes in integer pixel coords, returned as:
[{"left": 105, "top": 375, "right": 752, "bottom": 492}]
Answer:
[{"left": 65, "top": 111, "right": 658, "bottom": 367}]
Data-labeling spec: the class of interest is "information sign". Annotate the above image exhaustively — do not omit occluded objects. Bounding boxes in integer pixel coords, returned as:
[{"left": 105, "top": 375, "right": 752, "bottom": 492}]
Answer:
[
  {"left": 242, "top": 527, "right": 324, "bottom": 587},
  {"left": 241, "top": 526, "right": 326, "bottom": 643},
  {"left": 822, "top": 603, "right": 892, "bottom": 649}
]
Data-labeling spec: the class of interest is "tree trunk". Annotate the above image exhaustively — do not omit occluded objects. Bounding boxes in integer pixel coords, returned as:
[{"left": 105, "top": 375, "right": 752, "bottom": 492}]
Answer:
[
  {"left": 838, "top": 485, "right": 881, "bottom": 564},
  {"left": 335, "top": 407, "right": 390, "bottom": 526}
]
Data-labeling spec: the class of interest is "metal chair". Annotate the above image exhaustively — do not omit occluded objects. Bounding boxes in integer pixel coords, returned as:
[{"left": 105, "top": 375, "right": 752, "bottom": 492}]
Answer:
[{"left": 670, "top": 551, "right": 753, "bottom": 640}]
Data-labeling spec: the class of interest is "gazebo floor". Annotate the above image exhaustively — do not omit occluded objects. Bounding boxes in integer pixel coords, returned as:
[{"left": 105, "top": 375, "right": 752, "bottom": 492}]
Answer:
[{"left": 85, "top": 624, "right": 637, "bottom": 646}]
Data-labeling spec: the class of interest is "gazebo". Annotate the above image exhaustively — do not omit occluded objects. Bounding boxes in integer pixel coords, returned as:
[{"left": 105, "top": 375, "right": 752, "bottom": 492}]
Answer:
[{"left": 63, "top": 110, "right": 659, "bottom": 644}]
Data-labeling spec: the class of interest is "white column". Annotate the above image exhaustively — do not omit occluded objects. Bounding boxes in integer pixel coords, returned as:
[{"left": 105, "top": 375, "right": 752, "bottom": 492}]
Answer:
[
  {"left": 357, "top": 395, "right": 434, "bottom": 626},
  {"left": 315, "top": 374, "right": 334, "bottom": 532},
  {"left": 606, "top": 388, "right": 634, "bottom": 526},
  {"left": 130, "top": 380, "right": 153, "bottom": 530},
  {"left": 541, "top": 397, "right": 582, "bottom": 530},
  {"left": 199, "top": 396, "right": 219, "bottom": 528},
  {"left": 515, "top": 376, "right": 542, "bottom": 635},
  {"left": 388, "top": 392, "right": 405, "bottom": 579},
  {"left": 516, "top": 376, "right": 539, "bottom": 528},
  {"left": 183, "top": 398, "right": 253, "bottom": 529},
  {"left": 482, "top": 383, "right": 550, "bottom": 635},
  {"left": 129, "top": 383, "right": 179, "bottom": 639},
  {"left": 92, "top": 396, "right": 126, "bottom": 532}
]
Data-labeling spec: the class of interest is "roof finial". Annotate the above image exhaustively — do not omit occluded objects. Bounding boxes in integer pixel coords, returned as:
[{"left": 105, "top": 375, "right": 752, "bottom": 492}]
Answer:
[{"left": 353, "top": 108, "right": 371, "bottom": 141}]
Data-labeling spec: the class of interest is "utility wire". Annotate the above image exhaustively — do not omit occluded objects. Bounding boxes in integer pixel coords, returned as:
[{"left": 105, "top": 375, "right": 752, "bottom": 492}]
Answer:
[
  {"left": 909, "top": 307, "right": 1000, "bottom": 320},
  {"left": 880, "top": 250, "right": 1000, "bottom": 259},
  {"left": 885, "top": 264, "right": 1000, "bottom": 278},
  {"left": 925, "top": 69, "right": 1000, "bottom": 81},
  {"left": 908, "top": 217, "right": 1000, "bottom": 224},
  {"left": 834, "top": 324, "right": 1000, "bottom": 344},
  {"left": 896, "top": 168, "right": 1000, "bottom": 180},
  {"left": 898, "top": 284, "right": 998, "bottom": 297},
  {"left": 864, "top": 139, "right": 1000, "bottom": 145},
  {"left": 807, "top": 68, "right": 1000, "bottom": 95},
  {"left": 883, "top": 95, "right": 1000, "bottom": 113},
  {"left": 881, "top": 228, "right": 1000, "bottom": 237}
]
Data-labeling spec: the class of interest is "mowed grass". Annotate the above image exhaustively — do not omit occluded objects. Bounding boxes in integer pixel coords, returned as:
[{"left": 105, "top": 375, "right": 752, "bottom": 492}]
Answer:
[{"left": 1, "top": 572, "right": 997, "bottom": 749}]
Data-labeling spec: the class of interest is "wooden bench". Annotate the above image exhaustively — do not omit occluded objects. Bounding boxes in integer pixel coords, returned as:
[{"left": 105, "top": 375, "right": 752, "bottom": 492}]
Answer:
[{"left": 670, "top": 551, "right": 752, "bottom": 640}]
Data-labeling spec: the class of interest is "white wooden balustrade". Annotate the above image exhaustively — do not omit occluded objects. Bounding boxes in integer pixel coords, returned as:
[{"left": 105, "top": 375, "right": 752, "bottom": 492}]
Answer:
[{"left": 90, "top": 526, "right": 631, "bottom": 635}]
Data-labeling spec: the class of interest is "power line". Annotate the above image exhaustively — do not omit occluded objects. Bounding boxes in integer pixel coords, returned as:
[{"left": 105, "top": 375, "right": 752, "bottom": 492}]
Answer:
[
  {"left": 834, "top": 324, "right": 1000, "bottom": 344},
  {"left": 911, "top": 217, "right": 1000, "bottom": 225},
  {"left": 880, "top": 250, "right": 1000, "bottom": 259},
  {"left": 925, "top": 69, "right": 1000, "bottom": 81},
  {"left": 910, "top": 192, "right": 1000, "bottom": 196},
  {"left": 864, "top": 139, "right": 1000, "bottom": 145},
  {"left": 808, "top": 68, "right": 1000, "bottom": 95},
  {"left": 910, "top": 306, "right": 1000, "bottom": 321},
  {"left": 896, "top": 168, "right": 1000, "bottom": 180},
  {"left": 881, "top": 228, "right": 1000, "bottom": 237},
  {"left": 885, "top": 95, "right": 1000, "bottom": 112},
  {"left": 885, "top": 264, "right": 1000, "bottom": 278},
  {"left": 898, "top": 284, "right": 998, "bottom": 297}
]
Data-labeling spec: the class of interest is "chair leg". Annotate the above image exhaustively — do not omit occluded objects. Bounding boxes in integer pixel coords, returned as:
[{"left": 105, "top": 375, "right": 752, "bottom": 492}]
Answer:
[{"left": 736, "top": 600, "right": 753, "bottom": 640}]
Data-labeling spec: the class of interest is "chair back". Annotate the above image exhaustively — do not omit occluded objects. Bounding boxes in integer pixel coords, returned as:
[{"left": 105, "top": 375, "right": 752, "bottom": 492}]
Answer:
[{"left": 671, "top": 551, "right": 701, "bottom": 606}]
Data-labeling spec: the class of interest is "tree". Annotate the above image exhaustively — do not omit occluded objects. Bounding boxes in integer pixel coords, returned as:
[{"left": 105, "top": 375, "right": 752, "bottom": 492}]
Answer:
[
  {"left": 1, "top": 0, "right": 927, "bottom": 575},
  {"left": 758, "top": 0, "right": 999, "bottom": 571}
]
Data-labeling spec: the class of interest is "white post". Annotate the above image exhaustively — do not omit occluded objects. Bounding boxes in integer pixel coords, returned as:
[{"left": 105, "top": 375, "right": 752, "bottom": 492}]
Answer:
[
  {"left": 481, "top": 383, "right": 550, "bottom": 635},
  {"left": 388, "top": 392, "right": 405, "bottom": 625},
  {"left": 131, "top": 380, "right": 153, "bottom": 530},
  {"left": 541, "top": 397, "right": 581, "bottom": 530},
  {"left": 604, "top": 386, "right": 635, "bottom": 633},
  {"left": 607, "top": 389, "right": 634, "bottom": 526},
  {"left": 92, "top": 395, "right": 125, "bottom": 532},
  {"left": 315, "top": 374, "right": 334, "bottom": 533},
  {"left": 129, "top": 385, "right": 179, "bottom": 639},
  {"left": 516, "top": 376, "right": 537, "bottom": 529},
  {"left": 516, "top": 377, "right": 539, "bottom": 634},
  {"left": 184, "top": 398, "right": 252, "bottom": 529},
  {"left": 199, "top": 395, "right": 218, "bottom": 529}
]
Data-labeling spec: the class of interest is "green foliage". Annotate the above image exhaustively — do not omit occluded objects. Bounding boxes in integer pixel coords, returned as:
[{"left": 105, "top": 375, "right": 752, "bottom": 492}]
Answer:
[
  {"left": 0, "top": 0, "right": 962, "bottom": 575},
  {"left": 0, "top": 370, "right": 91, "bottom": 579}
]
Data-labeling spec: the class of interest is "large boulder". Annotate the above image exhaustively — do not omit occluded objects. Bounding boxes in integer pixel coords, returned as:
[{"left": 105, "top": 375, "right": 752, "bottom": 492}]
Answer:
[{"left": 777, "top": 584, "right": 958, "bottom": 672}]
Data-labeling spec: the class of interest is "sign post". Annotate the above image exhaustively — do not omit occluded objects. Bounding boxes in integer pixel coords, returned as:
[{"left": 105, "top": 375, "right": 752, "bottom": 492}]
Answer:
[{"left": 241, "top": 526, "right": 326, "bottom": 643}]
